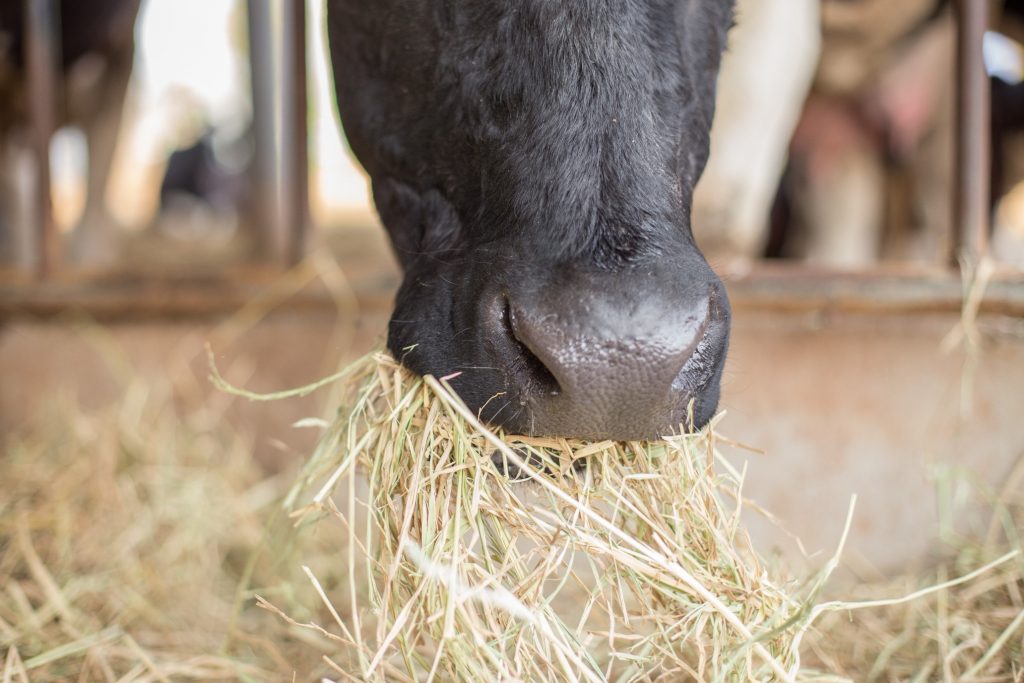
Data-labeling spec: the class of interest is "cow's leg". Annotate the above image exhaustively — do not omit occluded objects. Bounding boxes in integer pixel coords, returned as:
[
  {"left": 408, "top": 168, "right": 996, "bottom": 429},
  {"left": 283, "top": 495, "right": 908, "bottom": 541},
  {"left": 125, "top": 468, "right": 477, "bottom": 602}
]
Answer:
[
  {"left": 692, "top": 0, "right": 821, "bottom": 263},
  {"left": 800, "top": 145, "right": 883, "bottom": 267},
  {"left": 901, "top": 99, "right": 954, "bottom": 263},
  {"left": 67, "top": 45, "right": 134, "bottom": 266},
  {"left": 871, "top": 12, "right": 956, "bottom": 263},
  {"left": 789, "top": 97, "right": 883, "bottom": 267},
  {"left": 0, "top": 138, "right": 19, "bottom": 266},
  {"left": 993, "top": 128, "right": 1024, "bottom": 268},
  {"left": 0, "top": 135, "right": 36, "bottom": 269}
]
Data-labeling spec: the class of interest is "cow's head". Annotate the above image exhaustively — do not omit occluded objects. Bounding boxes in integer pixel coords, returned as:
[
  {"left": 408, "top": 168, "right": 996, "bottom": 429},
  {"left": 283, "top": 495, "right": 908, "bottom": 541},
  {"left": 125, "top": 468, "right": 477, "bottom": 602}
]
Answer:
[{"left": 329, "top": 0, "right": 735, "bottom": 439}]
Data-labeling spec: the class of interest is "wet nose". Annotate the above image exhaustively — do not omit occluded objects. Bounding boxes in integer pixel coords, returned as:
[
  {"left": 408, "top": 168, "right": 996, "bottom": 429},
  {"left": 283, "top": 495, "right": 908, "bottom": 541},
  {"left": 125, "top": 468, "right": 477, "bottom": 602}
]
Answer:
[{"left": 505, "top": 269, "right": 729, "bottom": 440}]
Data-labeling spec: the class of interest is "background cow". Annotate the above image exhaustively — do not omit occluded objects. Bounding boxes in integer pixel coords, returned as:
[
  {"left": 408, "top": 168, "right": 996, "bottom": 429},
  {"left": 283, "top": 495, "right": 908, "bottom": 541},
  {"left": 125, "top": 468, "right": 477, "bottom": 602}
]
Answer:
[
  {"left": 692, "top": 0, "right": 821, "bottom": 264},
  {"left": 694, "top": 0, "right": 1024, "bottom": 268},
  {"left": 786, "top": 0, "right": 958, "bottom": 266},
  {"left": 155, "top": 127, "right": 250, "bottom": 247},
  {"left": 0, "top": 0, "right": 140, "bottom": 267}
]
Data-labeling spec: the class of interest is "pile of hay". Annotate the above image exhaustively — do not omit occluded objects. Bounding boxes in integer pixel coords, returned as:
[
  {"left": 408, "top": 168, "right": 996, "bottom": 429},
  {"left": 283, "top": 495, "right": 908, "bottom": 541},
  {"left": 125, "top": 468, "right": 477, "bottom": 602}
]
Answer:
[
  {"left": 3, "top": 346, "right": 1020, "bottom": 681},
  {"left": 274, "top": 355, "right": 806, "bottom": 681},
  {"left": 803, "top": 461, "right": 1024, "bottom": 680},
  {"left": 0, "top": 381, "right": 344, "bottom": 681},
  {"left": 259, "top": 352, "right": 1022, "bottom": 682}
]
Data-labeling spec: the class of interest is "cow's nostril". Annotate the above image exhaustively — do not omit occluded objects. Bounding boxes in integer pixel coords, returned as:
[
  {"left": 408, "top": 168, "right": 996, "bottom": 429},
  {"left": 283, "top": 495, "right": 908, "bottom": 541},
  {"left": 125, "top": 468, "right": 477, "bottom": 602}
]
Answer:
[
  {"left": 502, "top": 297, "right": 561, "bottom": 398},
  {"left": 670, "top": 322, "right": 717, "bottom": 394}
]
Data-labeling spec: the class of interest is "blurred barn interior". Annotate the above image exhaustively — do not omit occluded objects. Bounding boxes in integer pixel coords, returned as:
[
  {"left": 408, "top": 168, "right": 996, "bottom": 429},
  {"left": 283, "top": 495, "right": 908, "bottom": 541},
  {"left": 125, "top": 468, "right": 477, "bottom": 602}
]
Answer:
[{"left": 2, "top": 0, "right": 1024, "bottom": 571}]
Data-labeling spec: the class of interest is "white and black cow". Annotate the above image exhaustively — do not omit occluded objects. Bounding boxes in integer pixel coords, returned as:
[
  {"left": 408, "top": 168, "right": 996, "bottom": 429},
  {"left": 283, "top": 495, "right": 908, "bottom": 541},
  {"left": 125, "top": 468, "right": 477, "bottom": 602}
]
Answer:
[
  {"left": 326, "top": 0, "right": 735, "bottom": 439},
  {"left": 0, "top": 0, "right": 139, "bottom": 266}
]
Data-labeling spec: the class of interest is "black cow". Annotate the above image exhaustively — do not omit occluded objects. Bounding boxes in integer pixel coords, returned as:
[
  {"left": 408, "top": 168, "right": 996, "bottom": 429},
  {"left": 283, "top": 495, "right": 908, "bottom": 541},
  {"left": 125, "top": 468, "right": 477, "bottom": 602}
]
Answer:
[
  {"left": 159, "top": 130, "right": 247, "bottom": 217},
  {"left": 327, "top": 0, "right": 735, "bottom": 440}
]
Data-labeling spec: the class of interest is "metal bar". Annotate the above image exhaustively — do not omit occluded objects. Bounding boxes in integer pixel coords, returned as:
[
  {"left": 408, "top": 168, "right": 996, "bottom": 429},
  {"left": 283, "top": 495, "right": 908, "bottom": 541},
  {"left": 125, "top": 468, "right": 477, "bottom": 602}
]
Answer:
[
  {"left": 0, "top": 271, "right": 395, "bottom": 320},
  {"left": 3, "top": 268, "right": 1024, "bottom": 320},
  {"left": 725, "top": 268, "right": 1024, "bottom": 316},
  {"left": 282, "top": 0, "right": 309, "bottom": 266},
  {"left": 24, "top": 0, "right": 61, "bottom": 279},
  {"left": 246, "top": 0, "right": 287, "bottom": 265},
  {"left": 953, "top": 0, "right": 991, "bottom": 265}
]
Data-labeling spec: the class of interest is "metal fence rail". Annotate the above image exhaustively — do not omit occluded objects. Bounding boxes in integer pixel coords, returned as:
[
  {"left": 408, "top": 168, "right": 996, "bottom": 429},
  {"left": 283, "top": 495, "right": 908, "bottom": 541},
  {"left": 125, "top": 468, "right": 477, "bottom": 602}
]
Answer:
[
  {"left": 955, "top": 0, "right": 991, "bottom": 265},
  {"left": 2, "top": 0, "right": 1022, "bottom": 319},
  {"left": 25, "top": 0, "right": 60, "bottom": 279}
]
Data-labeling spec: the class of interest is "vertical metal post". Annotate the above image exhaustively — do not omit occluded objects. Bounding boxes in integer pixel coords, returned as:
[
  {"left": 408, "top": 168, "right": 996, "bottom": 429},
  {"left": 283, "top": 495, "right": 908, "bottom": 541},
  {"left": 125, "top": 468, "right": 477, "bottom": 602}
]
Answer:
[
  {"left": 25, "top": 0, "right": 61, "bottom": 278},
  {"left": 282, "top": 0, "right": 309, "bottom": 266},
  {"left": 953, "top": 0, "right": 991, "bottom": 265},
  {"left": 246, "top": 0, "right": 287, "bottom": 266}
]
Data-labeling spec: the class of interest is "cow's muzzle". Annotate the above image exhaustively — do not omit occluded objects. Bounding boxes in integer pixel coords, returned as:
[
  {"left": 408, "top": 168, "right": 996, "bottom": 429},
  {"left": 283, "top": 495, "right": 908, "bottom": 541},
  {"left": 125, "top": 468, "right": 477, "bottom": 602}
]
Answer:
[{"left": 476, "top": 257, "right": 731, "bottom": 439}]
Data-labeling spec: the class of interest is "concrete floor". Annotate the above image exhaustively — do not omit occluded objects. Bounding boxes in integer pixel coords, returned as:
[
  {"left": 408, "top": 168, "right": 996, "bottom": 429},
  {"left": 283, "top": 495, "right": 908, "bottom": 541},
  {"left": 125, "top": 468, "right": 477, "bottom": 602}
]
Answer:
[{"left": 2, "top": 230, "right": 1022, "bottom": 572}]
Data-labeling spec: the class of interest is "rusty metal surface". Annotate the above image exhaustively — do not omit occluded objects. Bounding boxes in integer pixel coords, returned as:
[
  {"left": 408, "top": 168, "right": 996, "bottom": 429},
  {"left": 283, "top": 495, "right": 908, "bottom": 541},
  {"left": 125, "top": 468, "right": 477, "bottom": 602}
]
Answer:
[
  {"left": 0, "top": 310, "right": 391, "bottom": 469},
  {"left": 953, "top": 0, "right": 991, "bottom": 264},
  {"left": 24, "top": 0, "right": 61, "bottom": 279}
]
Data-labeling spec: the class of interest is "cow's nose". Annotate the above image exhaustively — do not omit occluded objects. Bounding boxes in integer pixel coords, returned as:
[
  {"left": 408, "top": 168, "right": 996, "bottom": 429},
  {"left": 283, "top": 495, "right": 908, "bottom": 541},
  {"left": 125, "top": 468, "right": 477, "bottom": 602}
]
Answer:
[{"left": 500, "top": 268, "right": 729, "bottom": 440}]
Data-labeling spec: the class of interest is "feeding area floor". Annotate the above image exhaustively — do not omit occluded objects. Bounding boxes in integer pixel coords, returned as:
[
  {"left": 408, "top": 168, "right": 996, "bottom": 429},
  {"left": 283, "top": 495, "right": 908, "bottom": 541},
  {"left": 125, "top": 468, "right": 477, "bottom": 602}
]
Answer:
[{"left": 1, "top": 338, "right": 1021, "bottom": 681}]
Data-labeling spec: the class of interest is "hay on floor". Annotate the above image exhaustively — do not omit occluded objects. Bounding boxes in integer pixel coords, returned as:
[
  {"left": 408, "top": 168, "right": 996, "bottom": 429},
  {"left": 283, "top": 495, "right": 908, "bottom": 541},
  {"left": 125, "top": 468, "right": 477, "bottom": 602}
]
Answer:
[
  {"left": 264, "top": 352, "right": 1022, "bottom": 682},
  {"left": 0, "top": 381, "right": 342, "bottom": 681},
  {"left": 2, "top": 346, "right": 1020, "bottom": 682}
]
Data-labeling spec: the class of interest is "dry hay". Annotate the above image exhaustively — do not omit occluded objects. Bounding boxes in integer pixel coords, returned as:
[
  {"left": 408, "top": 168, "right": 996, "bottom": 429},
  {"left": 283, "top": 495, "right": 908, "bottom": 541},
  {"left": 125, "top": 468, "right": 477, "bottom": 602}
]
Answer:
[
  {"left": 803, "top": 460, "right": 1024, "bottom": 681},
  {"left": 2, "top": 346, "right": 1021, "bottom": 682},
  {"left": 249, "top": 352, "right": 1023, "bottom": 682},
  {"left": 0, "top": 380, "right": 344, "bottom": 681},
  {"left": 271, "top": 354, "right": 805, "bottom": 681}
]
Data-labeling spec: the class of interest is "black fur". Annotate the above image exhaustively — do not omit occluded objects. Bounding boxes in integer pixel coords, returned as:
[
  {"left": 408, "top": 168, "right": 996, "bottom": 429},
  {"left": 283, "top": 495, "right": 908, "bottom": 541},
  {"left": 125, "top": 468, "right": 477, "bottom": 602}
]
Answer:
[{"left": 327, "top": 0, "right": 736, "bottom": 438}]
